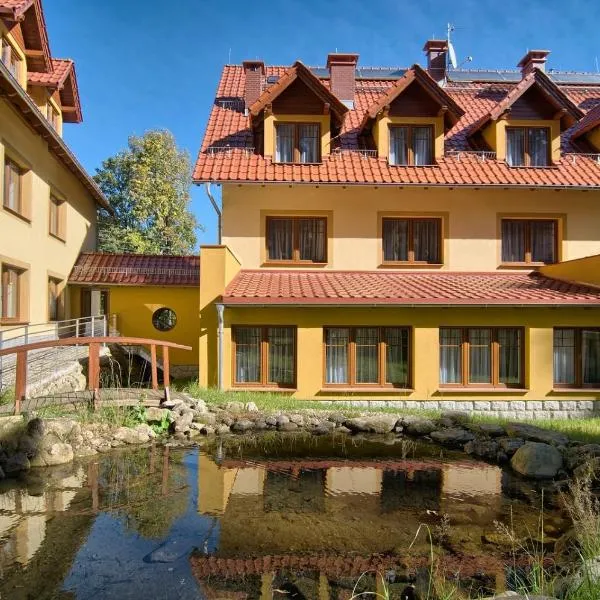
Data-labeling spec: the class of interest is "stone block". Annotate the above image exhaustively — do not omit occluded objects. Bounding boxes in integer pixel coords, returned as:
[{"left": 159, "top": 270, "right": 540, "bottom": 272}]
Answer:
[
  {"left": 510, "top": 401, "right": 526, "bottom": 412},
  {"left": 560, "top": 401, "right": 578, "bottom": 412},
  {"left": 498, "top": 410, "right": 517, "bottom": 420},
  {"left": 533, "top": 411, "right": 552, "bottom": 420},
  {"left": 369, "top": 401, "right": 386, "bottom": 408},
  {"left": 578, "top": 401, "right": 594, "bottom": 412},
  {"left": 525, "top": 401, "right": 542, "bottom": 411},
  {"left": 456, "top": 401, "right": 474, "bottom": 411},
  {"left": 491, "top": 401, "right": 509, "bottom": 411},
  {"left": 473, "top": 401, "right": 491, "bottom": 411},
  {"left": 544, "top": 401, "right": 560, "bottom": 411},
  {"left": 438, "top": 401, "right": 456, "bottom": 411},
  {"left": 551, "top": 411, "right": 569, "bottom": 420},
  {"left": 387, "top": 401, "right": 406, "bottom": 409}
]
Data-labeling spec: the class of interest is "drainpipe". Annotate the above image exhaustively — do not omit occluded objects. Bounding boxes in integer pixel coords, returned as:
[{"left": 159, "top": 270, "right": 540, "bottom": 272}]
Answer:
[
  {"left": 216, "top": 303, "right": 224, "bottom": 390},
  {"left": 204, "top": 183, "right": 222, "bottom": 244}
]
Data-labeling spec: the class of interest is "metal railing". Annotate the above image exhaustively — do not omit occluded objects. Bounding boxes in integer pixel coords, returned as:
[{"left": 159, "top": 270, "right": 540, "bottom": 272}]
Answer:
[
  {"left": 563, "top": 153, "right": 600, "bottom": 165},
  {"left": 0, "top": 315, "right": 107, "bottom": 392},
  {"left": 332, "top": 148, "right": 379, "bottom": 159},
  {"left": 447, "top": 150, "right": 497, "bottom": 162},
  {"left": 206, "top": 145, "right": 255, "bottom": 156}
]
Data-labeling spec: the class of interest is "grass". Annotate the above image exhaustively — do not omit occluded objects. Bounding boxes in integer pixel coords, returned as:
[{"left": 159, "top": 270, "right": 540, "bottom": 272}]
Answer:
[{"left": 0, "top": 386, "right": 14, "bottom": 406}]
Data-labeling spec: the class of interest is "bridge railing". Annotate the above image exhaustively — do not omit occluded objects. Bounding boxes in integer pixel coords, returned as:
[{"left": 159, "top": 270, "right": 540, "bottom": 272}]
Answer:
[{"left": 0, "top": 336, "right": 192, "bottom": 414}]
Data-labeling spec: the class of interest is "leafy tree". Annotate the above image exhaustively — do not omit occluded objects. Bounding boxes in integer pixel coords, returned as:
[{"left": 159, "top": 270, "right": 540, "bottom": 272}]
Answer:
[{"left": 95, "top": 130, "right": 199, "bottom": 254}]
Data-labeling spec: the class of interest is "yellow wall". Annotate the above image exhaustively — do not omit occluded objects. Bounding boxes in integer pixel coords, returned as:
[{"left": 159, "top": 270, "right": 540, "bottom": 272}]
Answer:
[
  {"left": 0, "top": 24, "right": 27, "bottom": 87},
  {"left": 222, "top": 184, "right": 600, "bottom": 271},
  {"left": 374, "top": 115, "right": 445, "bottom": 160},
  {"left": 540, "top": 254, "right": 600, "bottom": 287},
  {"left": 0, "top": 99, "right": 97, "bottom": 326},
  {"left": 264, "top": 114, "right": 331, "bottom": 158},
  {"left": 70, "top": 285, "right": 199, "bottom": 366}
]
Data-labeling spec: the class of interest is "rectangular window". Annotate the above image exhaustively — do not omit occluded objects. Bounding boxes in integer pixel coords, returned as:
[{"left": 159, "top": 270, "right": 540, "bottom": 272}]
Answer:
[
  {"left": 1, "top": 265, "right": 21, "bottom": 321},
  {"left": 554, "top": 328, "right": 600, "bottom": 388},
  {"left": 266, "top": 216, "right": 327, "bottom": 263},
  {"left": 49, "top": 195, "right": 64, "bottom": 239},
  {"left": 233, "top": 326, "right": 296, "bottom": 388},
  {"left": 324, "top": 327, "right": 410, "bottom": 388},
  {"left": 506, "top": 127, "right": 550, "bottom": 167},
  {"left": 47, "top": 103, "right": 60, "bottom": 130},
  {"left": 501, "top": 218, "right": 557, "bottom": 264},
  {"left": 48, "top": 278, "right": 61, "bottom": 321},
  {"left": 440, "top": 327, "right": 523, "bottom": 388},
  {"left": 275, "top": 123, "right": 321, "bottom": 163},
  {"left": 3, "top": 158, "right": 22, "bottom": 214},
  {"left": 1, "top": 38, "right": 20, "bottom": 79},
  {"left": 389, "top": 125, "right": 433, "bottom": 166},
  {"left": 382, "top": 217, "right": 441, "bottom": 264}
]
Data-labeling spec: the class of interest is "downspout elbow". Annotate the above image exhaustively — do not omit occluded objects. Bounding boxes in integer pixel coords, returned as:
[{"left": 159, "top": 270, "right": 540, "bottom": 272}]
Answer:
[{"left": 205, "top": 183, "right": 222, "bottom": 245}]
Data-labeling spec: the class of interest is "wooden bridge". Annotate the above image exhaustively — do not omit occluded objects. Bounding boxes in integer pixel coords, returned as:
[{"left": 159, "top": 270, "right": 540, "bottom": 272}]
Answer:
[{"left": 0, "top": 336, "right": 192, "bottom": 415}]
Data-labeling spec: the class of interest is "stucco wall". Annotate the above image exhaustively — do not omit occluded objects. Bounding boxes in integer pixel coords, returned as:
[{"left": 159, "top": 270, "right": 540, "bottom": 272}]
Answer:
[
  {"left": 0, "top": 98, "right": 97, "bottom": 326},
  {"left": 222, "top": 184, "right": 600, "bottom": 271}
]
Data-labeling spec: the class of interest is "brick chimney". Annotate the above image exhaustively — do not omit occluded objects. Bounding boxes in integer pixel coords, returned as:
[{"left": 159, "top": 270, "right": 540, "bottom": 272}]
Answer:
[
  {"left": 242, "top": 60, "right": 265, "bottom": 111},
  {"left": 423, "top": 40, "right": 448, "bottom": 84},
  {"left": 517, "top": 50, "right": 550, "bottom": 76},
  {"left": 327, "top": 53, "right": 359, "bottom": 106}
]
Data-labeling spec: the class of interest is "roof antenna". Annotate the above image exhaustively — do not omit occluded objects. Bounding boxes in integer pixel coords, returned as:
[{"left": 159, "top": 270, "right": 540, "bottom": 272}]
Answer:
[
  {"left": 228, "top": 48, "right": 231, "bottom": 64},
  {"left": 447, "top": 23, "right": 458, "bottom": 70}
]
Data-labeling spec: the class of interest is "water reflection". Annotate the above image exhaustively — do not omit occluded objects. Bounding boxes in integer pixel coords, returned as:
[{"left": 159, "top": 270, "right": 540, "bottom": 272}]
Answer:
[{"left": 0, "top": 435, "right": 564, "bottom": 599}]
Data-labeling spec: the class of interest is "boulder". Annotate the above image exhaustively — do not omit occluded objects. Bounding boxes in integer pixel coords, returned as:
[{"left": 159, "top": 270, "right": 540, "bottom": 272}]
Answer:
[
  {"left": 265, "top": 416, "right": 278, "bottom": 427},
  {"left": 30, "top": 442, "right": 74, "bottom": 467},
  {"left": 161, "top": 398, "right": 184, "bottom": 410},
  {"left": 113, "top": 426, "right": 150, "bottom": 445},
  {"left": 289, "top": 414, "right": 305, "bottom": 426},
  {"left": 464, "top": 439, "right": 499, "bottom": 460},
  {"left": 172, "top": 412, "right": 194, "bottom": 433},
  {"left": 216, "top": 424, "right": 231, "bottom": 435},
  {"left": 430, "top": 428, "right": 475, "bottom": 446},
  {"left": 276, "top": 415, "right": 290, "bottom": 426},
  {"left": 26, "top": 418, "right": 45, "bottom": 439},
  {"left": 146, "top": 407, "right": 171, "bottom": 423},
  {"left": 18, "top": 434, "right": 41, "bottom": 459},
  {"left": 441, "top": 410, "right": 470, "bottom": 423},
  {"left": 345, "top": 415, "right": 398, "bottom": 434},
  {"left": 253, "top": 421, "right": 268, "bottom": 430},
  {"left": 201, "top": 425, "right": 216, "bottom": 436},
  {"left": 505, "top": 423, "right": 568, "bottom": 447},
  {"left": 231, "top": 419, "right": 254, "bottom": 432},
  {"left": 405, "top": 419, "right": 436, "bottom": 436},
  {"left": 278, "top": 422, "right": 298, "bottom": 432},
  {"left": 511, "top": 442, "right": 563, "bottom": 479},
  {"left": 41, "top": 419, "right": 77, "bottom": 442},
  {"left": 4, "top": 452, "right": 31, "bottom": 475},
  {"left": 477, "top": 423, "right": 506, "bottom": 437},
  {"left": 0, "top": 416, "right": 24, "bottom": 440},
  {"left": 194, "top": 412, "right": 216, "bottom": 425},
  {"left": 336, "top": 426, "right": 351, "bottom": 434},
  {"left": 498, "top": 437, "right": 525, "bottom": 456},
  {"left": 244, "top": 402, "right": 259, "bottom": 412},
  {"left": 311, "top": 425, "right": 330, "bottom": 436},
  {"left": 224, "top": 401, "right": 245, "bottom": 413}
]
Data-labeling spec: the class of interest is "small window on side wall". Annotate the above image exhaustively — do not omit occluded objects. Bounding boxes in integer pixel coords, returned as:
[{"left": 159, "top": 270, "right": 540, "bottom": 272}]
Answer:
[
  {"left": 152, "top": 307, "right": 177, "bottom": 332},
  {"left": 266, "top": 216, "right": 327, "bottom": 263},
  {"left": 1, "top": 38, "right": 21, "bottom": 80},
  {"left": 48, "top": 278, "right": 61, "bottom": 321},
  {"left": 389, "top": 125, "right": 433, "bottom": 166},
  {"left": 3, "top": 157, "right": 23, "bottom": 215},
  {"left": 275, "top": 123, "right": 320, "bottom": 164},
  {"left": 506, "top": 127, "right": 550, "bottom": 167},
  {"left": 1, "top": 265, "right": 23, "bottom": 322},
  {"left": 49, "top": 195, "right": 65, "bottom": 240}
]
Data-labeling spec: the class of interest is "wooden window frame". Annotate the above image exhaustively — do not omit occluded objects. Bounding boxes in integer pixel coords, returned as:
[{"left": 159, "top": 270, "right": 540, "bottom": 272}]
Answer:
[
  {"left": 47, "top": 102, "right": 60, "bottom": 131},
  {"left": 553, "top": 328, "right": 600, "bottom": 389},
  {"left": 505, "top": 126, "right": 551, "bottom": 167},
  {"left": 322, "top": 326, "right": 412, "bottom": 389},
  {"left": 381, "top": 216, "right": 443, "bottom": 265},
  {"left": 47, "top": 277, "right": 62, "bottom": 322},
  {"left": 1, "top": 264, "right": 23, "bottom": 323},
  {"left": 439, "top": 327, "right": 525, "bottom": 389},
  {"left": 231, "top": 326, "right": 297, "bottom": 389},
  {"left": 274, "top": 122, "right": 321, "bottom": 164},
  {"left": 500, "top": 217, "right": 559, "bottom": 266},
  {"left": 49, "top": 194, "right": 66, "bottom": 241},
  {"left": 265, "top": 216, "right": 327, "bottom": 264},
  {"left": 1, "top": 37, "right": 20, "bottom": 80},
  {"left": 388, "top": 124, "right": 434, "bottom": 166},
  {"left": 3, "top": 157, "right": 24, "bottom": 217}
]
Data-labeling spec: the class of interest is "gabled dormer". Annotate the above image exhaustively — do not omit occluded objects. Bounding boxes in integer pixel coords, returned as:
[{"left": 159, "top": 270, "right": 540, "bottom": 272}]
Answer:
[
  {"left": 360, "top": 64, "right": 464, "bottom": 166},
  {"left": 247, "top": 60, "right": 348, "bottom": 164},
  {"left": 570, "top": 103, "right": 600, "bottom": 152},
  {"left": 469, "top": 51, "right": 584, "bottom": 166}
]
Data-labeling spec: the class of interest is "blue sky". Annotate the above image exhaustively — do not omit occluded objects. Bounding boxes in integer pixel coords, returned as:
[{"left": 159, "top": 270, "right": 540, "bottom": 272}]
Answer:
[{"left": 45, "top": 0, "right": 600, "bottom": 247}]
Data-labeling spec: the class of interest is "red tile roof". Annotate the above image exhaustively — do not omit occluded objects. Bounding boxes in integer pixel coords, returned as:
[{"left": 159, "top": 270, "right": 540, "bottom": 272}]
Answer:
[
  {"left": 0, "top": 0, "right": 33, "bottom": 19},
  {"left": 28, "top": 58, "right": 72, "bottom": 86},
  {"left": 222, "top": 270, "right": 600, "bottom": 306},
  {"left": 571, "top": 102, "right": 600, "bottom": 143},
  {"left": 193, "top": 64, "right": 600, "bottom": 188},
  {"left": 69, "top": 253, "right": 200, "bottom": 286}
]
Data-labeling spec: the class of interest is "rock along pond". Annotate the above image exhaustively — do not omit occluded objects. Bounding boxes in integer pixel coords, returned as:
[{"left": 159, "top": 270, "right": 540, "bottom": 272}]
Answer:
[{"left": 0, "top": 434, "right": 570, "bottom": 599}]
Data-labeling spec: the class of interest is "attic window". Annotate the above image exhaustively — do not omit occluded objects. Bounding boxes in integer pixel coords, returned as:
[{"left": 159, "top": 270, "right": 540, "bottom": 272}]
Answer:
[
  {"left": 506, "top": 127, "right": 550, "bottom": 167},
  {"left": 1, "top": 38, "right": 20, "bottom": 80},
  {"left": 389, "top": 125, "right": 433, "bottom": 166},
  {"left": 275, "top": 123, "right": 321, "bottom": 164}
]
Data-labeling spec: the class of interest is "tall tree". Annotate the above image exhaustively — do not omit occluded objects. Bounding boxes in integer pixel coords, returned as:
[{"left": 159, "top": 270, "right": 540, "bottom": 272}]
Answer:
[{"left": 95, "top": 130, "right": 199, "bottom": 254}]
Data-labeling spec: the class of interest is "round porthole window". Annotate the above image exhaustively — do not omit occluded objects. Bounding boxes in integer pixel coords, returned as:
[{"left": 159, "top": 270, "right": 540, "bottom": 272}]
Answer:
[{"left": 152, "top": 307, "right": 177, "bottom": 332}]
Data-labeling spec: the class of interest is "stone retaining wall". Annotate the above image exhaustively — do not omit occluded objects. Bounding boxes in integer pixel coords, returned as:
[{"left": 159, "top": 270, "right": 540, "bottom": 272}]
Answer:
[{"left": 317, "top": 399, "right": 599, "bottom": 420}]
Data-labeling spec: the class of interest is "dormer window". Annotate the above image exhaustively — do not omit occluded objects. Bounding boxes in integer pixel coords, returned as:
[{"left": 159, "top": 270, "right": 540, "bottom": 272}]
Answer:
[
  {"left": 506, "top": 127, "right": 550, "bottom": 167},
  {"left": 1, "top": 38, "right": 20, "bottom": 80},
  {"left": 275, "top": 123, "right": 320, "bottom": 164},
  {"left": 47, "top": 102, "right": 60, "bottom": 131},
  {"left": 389, "top": 125, "right": 433, "bottom": 166}
]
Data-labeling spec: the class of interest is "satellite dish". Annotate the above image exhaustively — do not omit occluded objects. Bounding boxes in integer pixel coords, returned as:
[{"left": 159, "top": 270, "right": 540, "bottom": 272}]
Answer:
[{"left": 448, "top": 41, "right": 458, "bottom": 69}]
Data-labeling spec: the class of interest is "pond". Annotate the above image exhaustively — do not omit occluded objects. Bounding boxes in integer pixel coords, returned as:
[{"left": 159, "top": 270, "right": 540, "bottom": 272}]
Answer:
[{"left": 0, "top": 433, "right": 569, "bottom": 599}]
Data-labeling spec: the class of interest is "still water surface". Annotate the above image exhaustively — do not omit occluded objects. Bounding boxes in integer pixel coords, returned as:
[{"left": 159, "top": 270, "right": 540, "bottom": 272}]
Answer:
[{"left": 0, "top": 434, "right": 566, "bottom": 599}]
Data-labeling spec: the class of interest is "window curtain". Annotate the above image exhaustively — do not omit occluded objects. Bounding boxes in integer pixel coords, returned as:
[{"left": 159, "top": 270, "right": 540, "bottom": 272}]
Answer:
[
  {"left": 528, "top": 128, "right": 549, "bottom": 166},
  {"left": 298, "top": 124, "right": 319, "bottom": 163},
  {"left": 502, "top": 220, "right": 526, "bottom": 263},
  {"left": 386, "top": 328, "right": 409, "bottom": 386},
  {"left": 267, "top": 218, "right": 293, "bottom": 260},
  {"left": 389, "top": 127, "right": 408, "bottom": 166},
  {"left": 275, "top": 124, "right": 294, "bottom": 163},
  {"left": 268, "top": 327, "right": 295, "bottom": 385},
  {"left": 412, "top": 127, "right": 432, "bottom": 165},
  {"left": 531, "top": 221, "right": 555, "bottom": 263},
  {"left": 4, "top": 160, "right": 19, "bottom": 212},
  {"left": 355, "top": 328, "right": 378, "bottom": 383},
  {"left": 235, "top": 327, "right": 261, "bottom": 383},
  {"left": 440, "top": 329, "right": 462, "bottom": 384},
  {"left": 506, "top": 128, "right": 525, "bottom": 167},
  {"left": 325, "top": 328, "right": 349, "bottom": 384},
  {"left": 583, "top": 330, "right": 600, "bottom": 386},
  {"left": 413, "top": 219, "right": 440, "bottom": 263},
  {"left": 299, "top": 218, "right": 326, "bottom": 262},
  {"left": 48, "top": 280, "right": 58, "bottom": 321},
  {"left": 468, "top": 328, "right": 491, "bottom": 384},
  {"left": 553, "top": 329, "right": 575, "bottom": 385},
  {"left": 498, "top": 328, "right": 521, "bottom": 385},
  {"left": 382, "top": 219, "right": 408, "bottom": 261}
]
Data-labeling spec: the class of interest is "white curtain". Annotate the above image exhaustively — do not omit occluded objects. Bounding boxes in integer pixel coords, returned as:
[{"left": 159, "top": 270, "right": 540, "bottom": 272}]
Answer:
[
  {"left": 268, "top": 327, "right": 295, "bottom": 385},
  {"left": 267, "top": 218, "right": 293, "bottom": 260},
  {"left": 355, "top": 328, "right": 378, "bottom": 383},
  {"left": 413, "top": 127, "right": 432, "bottom": 165},
  {"left": 389, "top": 127, "right": 408, "bottom": 166},
  {"left": 299, "top": 218, "right": 326, "bottom": 262},
  {"left": 413, "top": 219, "right": 440, "bottom": 263},
  {"left": 440, "top": 329, "right": 462, "bottom": 384},
  {"left": 5, "top": 160, "right": 20, "bottom": 212},
  {"left": 498, "top": 328, "right": 521, "bottom": 385},
  {"left": 468, "top": 328, "right": 491, "bottom": 384},
  {"left": 502, "top": 220, "right": 526, "bottom": 263},
  {"left": 298, "top": 124, "right": 319, "bottom": 163},
  {"left": 506, "top": 128, "right": 525, "bottom": 167},
  {"left": 583, "top": 330, "right": 600, "bottom": 386},
  {"left": 235, "top": 327, "right": 261, "bottom": 383},
  {"left": 275, "top": 124, "right": 294, "bottom": 163},
  {"left": 553, "top": 329, "right": 575, "bottom": 385},
  {"left": 386, "top": 328, "right": 409, "bottom": 386},
  {"left": 325, "top": 328, "right": 349, "bottom": 384},
  {"left": 383, "top": 219, "right": 408, "bottom": 261},
  {"left": 531, "top": 220, "right": 555, "bottom": 263},
  {"left": 528, "top": 128, "right": 549, "bottom": 166}
]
